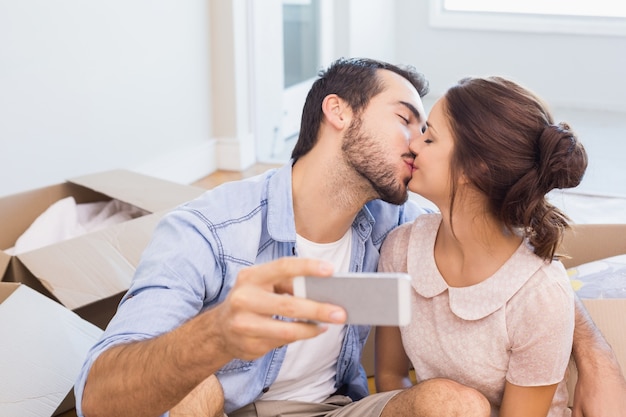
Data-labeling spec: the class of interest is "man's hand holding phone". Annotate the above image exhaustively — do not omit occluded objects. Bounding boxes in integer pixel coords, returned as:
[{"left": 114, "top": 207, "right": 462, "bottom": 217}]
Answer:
[{"left": 293, "top": 273, "right": 412, "bottom": 326}]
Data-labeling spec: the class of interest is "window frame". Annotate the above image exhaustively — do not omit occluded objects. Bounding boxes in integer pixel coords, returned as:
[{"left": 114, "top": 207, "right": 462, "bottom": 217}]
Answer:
[{"left": 429, "top": 0, "right": 626, "bottom": 37}]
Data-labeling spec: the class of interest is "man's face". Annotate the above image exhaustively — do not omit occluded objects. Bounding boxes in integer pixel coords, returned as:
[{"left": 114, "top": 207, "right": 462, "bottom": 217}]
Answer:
[{"left": 342, "top": 70, "right": 426, "bottom": 205}]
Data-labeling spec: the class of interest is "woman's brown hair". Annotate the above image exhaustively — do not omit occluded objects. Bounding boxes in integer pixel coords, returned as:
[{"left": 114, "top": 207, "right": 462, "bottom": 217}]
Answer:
[{"left": 444, "top": 76, "right": 588, "bottom": 261}]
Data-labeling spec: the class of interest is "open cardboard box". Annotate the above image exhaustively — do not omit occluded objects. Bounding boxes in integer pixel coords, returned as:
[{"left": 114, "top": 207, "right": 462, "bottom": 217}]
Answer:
[
  {"left": 0, "top": 282, "right": 103, "bottom": 416},
  {"left": 560, "top": 223, "right": 626, "bottom": 406},
  {"left": 0, "top": 170, "right": 205, "bottom": 329},
  {"left": 361, "top": 223, "right": 626, "bottom": 404}
]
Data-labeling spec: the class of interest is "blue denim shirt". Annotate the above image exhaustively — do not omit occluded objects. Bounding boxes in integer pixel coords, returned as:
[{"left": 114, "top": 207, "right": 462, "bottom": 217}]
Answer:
[{"left": 75, "top": 163, "right": 426, "bottom": 416}]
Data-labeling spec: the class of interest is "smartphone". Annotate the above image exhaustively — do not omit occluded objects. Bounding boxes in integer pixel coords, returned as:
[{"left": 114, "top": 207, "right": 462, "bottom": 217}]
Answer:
[{"left": 292, "top": 272, "right": 412, "bottom": 326}]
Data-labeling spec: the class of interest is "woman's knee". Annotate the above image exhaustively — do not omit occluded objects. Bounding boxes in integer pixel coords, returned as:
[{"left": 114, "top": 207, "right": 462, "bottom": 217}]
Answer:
[{"left": 399, "top": 378, "right": 490, "bottom": 417}]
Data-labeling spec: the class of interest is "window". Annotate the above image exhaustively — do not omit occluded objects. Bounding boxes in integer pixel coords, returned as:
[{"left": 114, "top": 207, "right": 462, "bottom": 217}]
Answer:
[
  {"left": 283, "top": 0, "right": 320, "bottom": 88},
  {"left": 430, "top": 0, "right": 626, "bottom": 36},
  {"left": 250, "top": 0, "right": 332, "bottom": 162}
]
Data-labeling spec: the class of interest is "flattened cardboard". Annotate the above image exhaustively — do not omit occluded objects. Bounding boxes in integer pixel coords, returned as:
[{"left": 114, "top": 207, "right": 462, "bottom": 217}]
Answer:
[
  {"left": 69, "top": 169, "right": 205, "bottom": 214},
  {"left": 0, "top": 170, "right": 205, "bottom": 328},
  {"left": 0, "top": 283, "right": 103, "bottom": 417}
]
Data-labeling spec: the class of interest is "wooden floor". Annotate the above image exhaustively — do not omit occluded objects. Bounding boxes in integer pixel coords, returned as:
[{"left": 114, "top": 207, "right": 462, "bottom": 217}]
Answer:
[{"left": 192, "top": 163, "right": 282, "bottom": 189}]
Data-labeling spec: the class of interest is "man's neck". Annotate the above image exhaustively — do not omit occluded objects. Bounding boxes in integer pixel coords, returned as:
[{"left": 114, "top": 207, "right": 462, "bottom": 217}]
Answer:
[{"left": 291, "top": 153, "right": 371, "bottom": 243}]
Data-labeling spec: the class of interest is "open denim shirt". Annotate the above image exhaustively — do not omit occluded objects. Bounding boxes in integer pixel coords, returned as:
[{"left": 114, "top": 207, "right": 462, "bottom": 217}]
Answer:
[{"left": 75, "top": 162, "right": 426, "bottom": 416}]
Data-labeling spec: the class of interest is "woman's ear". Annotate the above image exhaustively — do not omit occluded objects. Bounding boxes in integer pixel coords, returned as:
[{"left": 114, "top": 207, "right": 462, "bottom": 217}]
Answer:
[
  {"left": 458, "top": 171, "right": 470, "bottom": 185},
  {"left": 322, "top": 94, "right": 350, "bottom": 130},
  {"left": 459, "top": 161, "right": 486, "bottom": 185}
]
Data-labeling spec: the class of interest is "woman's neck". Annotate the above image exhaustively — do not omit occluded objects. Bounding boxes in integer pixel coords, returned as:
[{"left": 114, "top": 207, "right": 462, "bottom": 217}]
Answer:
[{"left": 434, "top": 208, "right": 523, "bottom": 288}]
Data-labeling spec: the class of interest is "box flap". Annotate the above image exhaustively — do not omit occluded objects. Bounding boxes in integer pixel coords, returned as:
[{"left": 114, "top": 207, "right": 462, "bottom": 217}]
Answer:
[
  {"left": 0, "top": 283, "right": 103, "bottom": 416},
  {"left": 0, "top": 282, "right": 19, "bottom": 303},
  {"left": 69, "top": 169, "right": 205, "bottom": 213},
  {"left": 560, "top": 224, "right": 626, "bottom": 268},
  {"left": 16, "top": 211, "right": 166, "bottom": 310},
  {"left": 0, "top": 251, "right": 10, "bottom": 278}
]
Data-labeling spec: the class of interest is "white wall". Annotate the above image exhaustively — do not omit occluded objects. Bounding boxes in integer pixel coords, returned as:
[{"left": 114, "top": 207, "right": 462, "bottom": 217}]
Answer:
[
  {"left": 3, "top": 0, "right": 624, "bottom": 198},
  {"left": 394, "top": 0, "right": 626, "bottom": 112},
  {"left": 343, "top": 0, "right": 397, "bottom": 62},
  {"left": 0, "top": 0, "right": 213, "bottom": 197},
  {"left": 393, "top": 0, "right": 626, "bottom": 197}
]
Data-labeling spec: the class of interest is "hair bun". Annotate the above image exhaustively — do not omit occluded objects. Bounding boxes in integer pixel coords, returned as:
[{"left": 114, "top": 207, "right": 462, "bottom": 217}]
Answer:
[{"left": 537, "top": 122, "right": 588, "bottom": 191}]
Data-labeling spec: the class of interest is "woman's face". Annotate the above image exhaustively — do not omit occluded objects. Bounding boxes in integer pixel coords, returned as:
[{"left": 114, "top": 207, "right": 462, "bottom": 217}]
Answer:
[{"left": 407, "top": 98, "right": 456, "bottom": 208}]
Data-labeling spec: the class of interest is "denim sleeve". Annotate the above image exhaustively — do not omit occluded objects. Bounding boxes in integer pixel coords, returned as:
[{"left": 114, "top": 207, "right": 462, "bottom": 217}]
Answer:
[
  {"left": 75, "top": 207, "right": 225, "bottom": 417},
  {"left": 400, "top": 198, "right": 431, "bottom": 224}
]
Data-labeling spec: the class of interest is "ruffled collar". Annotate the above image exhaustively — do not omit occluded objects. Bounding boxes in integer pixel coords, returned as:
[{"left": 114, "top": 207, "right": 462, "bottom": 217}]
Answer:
[{"left": 407, "top": 214, "right": 545, "bottom": 320}]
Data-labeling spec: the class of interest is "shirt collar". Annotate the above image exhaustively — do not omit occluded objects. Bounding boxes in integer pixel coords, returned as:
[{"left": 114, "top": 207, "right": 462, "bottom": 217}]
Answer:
[
  {"left": 408, "top": 214, "right": 545, "bottom": 320},
  {"left": 266, "top": 162, "right": 297, "bottom": 242},
  {"left": 266, "top": 160, "right": 376, "bottom": 244}
]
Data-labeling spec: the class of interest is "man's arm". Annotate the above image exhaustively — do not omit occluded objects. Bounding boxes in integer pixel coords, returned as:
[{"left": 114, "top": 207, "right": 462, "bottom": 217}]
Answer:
[
  {"left": 571, "top": 296, "right": 626, "bottom": 417},
  {"left": 80, "top": 258, "right": 346, "bottom": 417},
  {"left": 169, "top": 375, "right": 224, "bottom": 417}
]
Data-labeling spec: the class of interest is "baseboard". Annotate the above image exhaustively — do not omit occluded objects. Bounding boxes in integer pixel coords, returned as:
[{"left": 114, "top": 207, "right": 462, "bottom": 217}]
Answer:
[
  {"left": 131, "top": 136, "right": 259, "bottom": 185},
  {"left": 132, "top": 140, "right": 218, "bottom": 185},
  {"left": 215, "top": 134, "right": 257, "bottom": 171}
]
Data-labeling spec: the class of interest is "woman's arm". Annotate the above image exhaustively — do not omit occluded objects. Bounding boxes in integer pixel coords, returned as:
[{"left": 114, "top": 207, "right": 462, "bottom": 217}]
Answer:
[
  {"left": 500, "top": 382, "right": 557, "bottom": 417},
  {"left": 375, "top": 326, "right": 413, "bottom": 392},
  {"left": 571, "top": 297, "right": 626, "bottom": 417}
]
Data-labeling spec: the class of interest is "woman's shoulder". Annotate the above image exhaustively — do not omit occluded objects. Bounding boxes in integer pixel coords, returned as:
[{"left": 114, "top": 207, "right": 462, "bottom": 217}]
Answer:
[
  {"left": 386, "top": 213, "right": 439, "bottom": 244},
  {"left": 379, "top": 213, "right": 440, "bottom": 272}
]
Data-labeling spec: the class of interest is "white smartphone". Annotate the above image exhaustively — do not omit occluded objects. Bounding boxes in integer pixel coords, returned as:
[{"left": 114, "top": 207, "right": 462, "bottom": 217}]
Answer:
[{"left": 292, "top": 272, "right": 412, "bottom": 326}]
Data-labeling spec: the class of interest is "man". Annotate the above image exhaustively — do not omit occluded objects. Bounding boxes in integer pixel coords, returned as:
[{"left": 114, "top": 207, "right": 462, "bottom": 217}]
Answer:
[{"left": 76, "top": 58, "right": 625, "bottom": 417}]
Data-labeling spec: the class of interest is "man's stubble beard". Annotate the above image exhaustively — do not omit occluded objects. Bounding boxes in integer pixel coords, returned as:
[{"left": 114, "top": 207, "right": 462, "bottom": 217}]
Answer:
[{"left": 341, "top": 117, "right": 409, "bottom": 206}]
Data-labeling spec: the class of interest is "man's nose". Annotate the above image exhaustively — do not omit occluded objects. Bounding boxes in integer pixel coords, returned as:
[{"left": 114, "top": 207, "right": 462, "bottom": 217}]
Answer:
[{"left": 408, "top": 133, "right": 423, "bottom": 153}]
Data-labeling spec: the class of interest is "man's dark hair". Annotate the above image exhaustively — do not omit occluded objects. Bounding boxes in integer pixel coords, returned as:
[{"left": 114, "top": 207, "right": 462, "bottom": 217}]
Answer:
[{"left": 291, "top": 57, "right": 429, "bottom": 161}]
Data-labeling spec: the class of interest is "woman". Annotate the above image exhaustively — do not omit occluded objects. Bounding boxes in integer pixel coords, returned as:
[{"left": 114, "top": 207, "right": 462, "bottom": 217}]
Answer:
[{"left": 375, "top": 76, "right": 588, "bottom": 417}]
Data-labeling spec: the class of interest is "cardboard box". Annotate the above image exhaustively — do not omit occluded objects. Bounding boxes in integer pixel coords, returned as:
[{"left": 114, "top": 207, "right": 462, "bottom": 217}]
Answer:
[
  {"left": 561, "top": 223, "right": 626, "bottom": 406},
  {"left": 0, "top": 282, "right": 103, "bottom": 416},
  {"left": 362, "top": 223, "right": 626, "bottom": 403},
  {"left": 0, "top": 170, "right": 205, "bottom": 329},
  {"left": 561, "top": 223, "right": 626, "bottom": 375}
]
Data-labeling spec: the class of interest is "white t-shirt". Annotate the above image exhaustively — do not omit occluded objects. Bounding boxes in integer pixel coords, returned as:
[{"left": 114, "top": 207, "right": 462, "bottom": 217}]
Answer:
[{"left": 260, "top": 230, "right": 352, "bottom": 402}]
